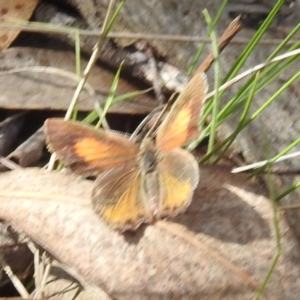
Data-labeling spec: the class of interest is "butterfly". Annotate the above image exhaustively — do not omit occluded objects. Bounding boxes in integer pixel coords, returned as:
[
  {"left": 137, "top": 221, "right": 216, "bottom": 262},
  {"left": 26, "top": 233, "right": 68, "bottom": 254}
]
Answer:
[{"left": 44, "top": 72, "right": 208, "bottom": 231}]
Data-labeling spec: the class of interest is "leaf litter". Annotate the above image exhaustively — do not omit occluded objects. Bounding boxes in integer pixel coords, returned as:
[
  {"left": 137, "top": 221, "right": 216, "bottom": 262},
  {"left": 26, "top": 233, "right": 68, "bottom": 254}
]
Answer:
[{"left": 0, "top": 167, "right": 300, "bottom": 299}]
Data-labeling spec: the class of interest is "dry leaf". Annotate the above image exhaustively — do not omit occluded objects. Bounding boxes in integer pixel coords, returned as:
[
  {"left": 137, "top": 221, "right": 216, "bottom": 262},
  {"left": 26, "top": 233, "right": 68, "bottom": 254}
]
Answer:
[
  {"left": 0, "top": 167, "right": 300, "bottom": 299},
  {"left": 0, "top": 47, "right": 156, "bottom": 114},
  {"left": 0, "top": 113, "right": 25, "bottom": 156},
  {"left": 8, "top": 126, "right": 44, "bottom": 167},
  {"left": 0, "top": 0, "right": 39, "bottom": 50}
]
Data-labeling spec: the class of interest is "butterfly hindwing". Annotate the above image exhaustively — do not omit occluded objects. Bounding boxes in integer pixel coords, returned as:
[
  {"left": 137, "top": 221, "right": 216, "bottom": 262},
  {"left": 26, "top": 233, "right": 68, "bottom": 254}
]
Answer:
[
  {"left": 92, "top": 164, "right": 153, "bottom": 231},
  {"left": 157, "top": 148, "right": 199, "bottom": 218}
]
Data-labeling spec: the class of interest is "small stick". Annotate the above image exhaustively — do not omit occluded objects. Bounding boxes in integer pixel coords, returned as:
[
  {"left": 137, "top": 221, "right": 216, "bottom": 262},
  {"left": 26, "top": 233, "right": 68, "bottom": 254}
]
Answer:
[{"left": 194, "top": 16, "right": 243, "bottom": 75}]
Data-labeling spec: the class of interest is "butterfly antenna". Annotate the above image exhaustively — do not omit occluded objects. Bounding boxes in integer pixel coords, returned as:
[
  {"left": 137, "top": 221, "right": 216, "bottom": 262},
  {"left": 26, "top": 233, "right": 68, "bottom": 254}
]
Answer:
[{"left": 130, "top": 104, "right": 165, "bottom": 140}]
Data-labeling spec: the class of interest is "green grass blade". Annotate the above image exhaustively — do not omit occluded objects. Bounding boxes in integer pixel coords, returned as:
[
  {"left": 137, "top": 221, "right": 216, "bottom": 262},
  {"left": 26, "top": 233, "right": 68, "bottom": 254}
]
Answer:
[
  {"left": 203, "top": 9, "right": 221, "bottom": 156},
  {"left": 251, "top": 136, "right": 300, "bottom": 176},
  {"left": 201, "top": 67, "right": 300, "bottom": 163},
  {"left": 224, "top": 0, "right": 284, "bottom": 81},
  {"left": 82, "top": 88, "right": 152, "bottom": 124},
  {"left": 104, "top": 0, "right": 125, "bottom": 36},
  {"left": 276, "top": 182, "right": 300, "bottom": 202},
  {"left": 255, "top": 170, "right": 281, "bottom": 299},
  {"left": 72, "top": 29, "right": 81, "bottom": 120},
  {"left": 95, "top": 61, "right": 124, "bottom": 128},
  {"left": 212, "top": 71, "right": 259, "bottom": 163},
  {"left": 187, "top": 0, "right": 228, "bottom": 75},
  {"left": 250, "top": 71, "right": 300, "bottom": 120},
  {"left": 74, "top": 29, "right": 81, "bottom": 76}
]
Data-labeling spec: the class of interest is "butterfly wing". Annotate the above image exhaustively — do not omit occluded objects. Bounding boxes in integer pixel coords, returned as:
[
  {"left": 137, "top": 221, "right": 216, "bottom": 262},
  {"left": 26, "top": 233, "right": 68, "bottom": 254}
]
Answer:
[
  {"left": 156, "top": 72, "right": 208, "bottom": 152},
  {"left": 157, "top": 148, "right": 199, "bottom": 218},
  {"left": 44, "top": 118, "right": 139, "bottom": 175},
  {"left": 92, "top": 164, "right": 152, "bottom": 231}
]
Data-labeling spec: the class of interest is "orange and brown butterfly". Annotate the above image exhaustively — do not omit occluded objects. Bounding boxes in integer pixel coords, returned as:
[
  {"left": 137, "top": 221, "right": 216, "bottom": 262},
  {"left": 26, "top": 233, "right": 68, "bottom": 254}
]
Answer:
[{"left": 44, "top": 72, "right": 208, "bottom": 231}]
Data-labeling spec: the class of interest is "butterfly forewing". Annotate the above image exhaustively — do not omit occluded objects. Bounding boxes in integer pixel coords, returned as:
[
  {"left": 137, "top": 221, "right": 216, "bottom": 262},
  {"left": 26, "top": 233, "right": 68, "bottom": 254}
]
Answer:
[
  {"left": 45, "top": 118, "right": 139, "bottom": 175},
  {"left": 92, "top": 164, "right": 153, "bottom": 231},
  {"left": 156, "top": 72, "right": 208, "bottom": 152},
  {"left": 157, "top": 148, "right": 199, "bottom": 218}
]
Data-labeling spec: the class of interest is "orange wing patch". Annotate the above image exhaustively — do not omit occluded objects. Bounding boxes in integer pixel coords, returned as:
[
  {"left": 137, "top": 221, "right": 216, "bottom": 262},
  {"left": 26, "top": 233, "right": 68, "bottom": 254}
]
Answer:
[
  {"left": 92, "top": 166, "right": 152, "bottom": 231},
  {"left": 73, "top": 137, "right": 137, "bottom": 169},
  {"left": 100, "top": 177, "right": 145, "bottom": 228},
  {"left": 74, "top": 138, "right": 112, "bottom": 157},
  {"left": 157, "top": 148, "right": 199, "bottom": 218},
  {"left": 156, "top": 108, "right": 191, "bottom": 153},
  {"left": 159, "top": 172, "right": 194, "bottom": 216}
]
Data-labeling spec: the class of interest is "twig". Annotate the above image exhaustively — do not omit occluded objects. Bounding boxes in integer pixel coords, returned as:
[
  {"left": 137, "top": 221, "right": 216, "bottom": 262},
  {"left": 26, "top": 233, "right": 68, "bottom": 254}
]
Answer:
[
  {"left": 0, "top": 157, "right": 22, "bottom": 170},
  {"left": 0, "top": 22, "right": 298, "bottom": 45},
  {"left": 195, "top": 16, "right": 243, "bottom": 74}
]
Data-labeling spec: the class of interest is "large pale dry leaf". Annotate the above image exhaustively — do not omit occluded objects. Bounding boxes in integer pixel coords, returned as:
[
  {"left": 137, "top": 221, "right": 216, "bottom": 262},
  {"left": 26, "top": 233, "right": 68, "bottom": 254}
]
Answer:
[
  {"left": 0, "top": 167, "right": 300, "bottom": 299},
  {"left": 0, "top": 0, "right": 39, "bottom": 50},
  {"left": 0, "top": 47, "right": 156, "bottom": 114}
]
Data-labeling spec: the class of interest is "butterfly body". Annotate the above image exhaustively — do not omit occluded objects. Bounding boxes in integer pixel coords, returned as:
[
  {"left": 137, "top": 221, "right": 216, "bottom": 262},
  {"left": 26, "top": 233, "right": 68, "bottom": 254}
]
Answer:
[
  {"left": 45, "top": 72, "right": 208, "bottom": 231},
  {"left": 90, "top": 135, "right": 199, "bottom": 231}
]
